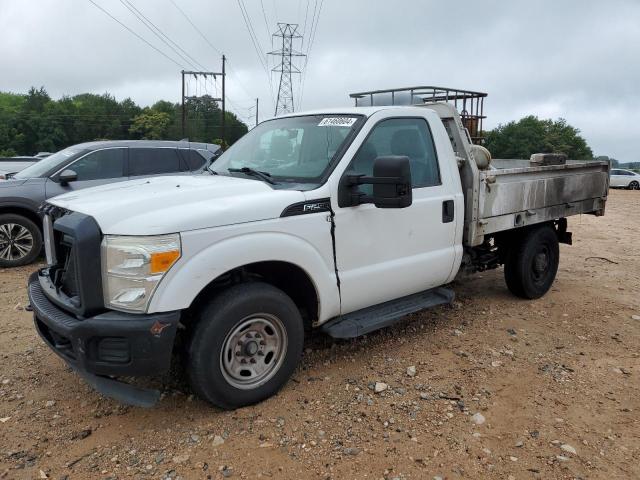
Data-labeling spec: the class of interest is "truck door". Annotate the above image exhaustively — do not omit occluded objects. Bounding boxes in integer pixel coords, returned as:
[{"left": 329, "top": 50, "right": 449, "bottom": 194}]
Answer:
[{"left": 332, "top": 116, "right": 458, "bottom": 315}]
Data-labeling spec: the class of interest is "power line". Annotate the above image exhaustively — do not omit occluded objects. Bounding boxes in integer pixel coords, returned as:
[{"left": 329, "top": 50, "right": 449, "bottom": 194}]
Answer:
[
  {"left": 169, "top": 0, "right": 222, "bottom": 56},
  {"left": 297, "top": 0, "right": 318, "bottom": 109},
  {"left": 119, "top": 0, "right": 206, "bottom": 71},
  {"left": 87, "top": 0, "right": 184, "bottom": 68},
  {"left": 301, "top": 0, "right": 311, "bottom": 45},
  {"left": 167, "top": 0, "right": 257, "bottom": 105},
  {"left": 259, "top": 0, "right": 272, "bottom": 43},
  {"left": 237, "top": 0, "right": 275, "bottom": 107},
  {"left": 299, "top": 0, "right": 324, "bottom": 109},
  {"left": 237, "top": 0, "right": 268, "bottom": 72}
]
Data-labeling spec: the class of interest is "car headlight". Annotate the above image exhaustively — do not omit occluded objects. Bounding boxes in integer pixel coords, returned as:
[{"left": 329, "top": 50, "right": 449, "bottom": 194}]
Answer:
[{"left": 101, "top": 234, "right": 181, "bottom": 312}]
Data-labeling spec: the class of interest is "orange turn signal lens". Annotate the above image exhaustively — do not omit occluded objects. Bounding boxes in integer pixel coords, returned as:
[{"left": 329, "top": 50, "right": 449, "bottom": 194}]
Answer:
[{"left": 150, "top": 250, "right": 180, "bottom": 274}]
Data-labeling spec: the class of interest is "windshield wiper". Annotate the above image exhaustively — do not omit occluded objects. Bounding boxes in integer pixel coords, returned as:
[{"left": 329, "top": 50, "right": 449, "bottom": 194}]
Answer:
[{"left": 228, "top": 167, "right": 277, "bottom": 185}]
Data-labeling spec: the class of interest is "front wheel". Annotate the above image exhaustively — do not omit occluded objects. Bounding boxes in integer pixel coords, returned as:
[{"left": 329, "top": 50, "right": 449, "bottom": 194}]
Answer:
[
  {"left": 629, "top": 181, "right": 639, "bottom": 190},
  {"left": 504, "top": 224, "right": 560, "bottom": 299},
  {"left": 187, "top": 282, "right": 304, "bottom": 409},
  {"left": 0, "top": 214, "right": 42, "bottom": 268}
]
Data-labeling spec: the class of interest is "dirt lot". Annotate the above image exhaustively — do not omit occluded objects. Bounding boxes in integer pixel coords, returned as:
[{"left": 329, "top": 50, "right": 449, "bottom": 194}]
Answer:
[{"left": 0, "top": 189, "right": 638, "bottom": 480}]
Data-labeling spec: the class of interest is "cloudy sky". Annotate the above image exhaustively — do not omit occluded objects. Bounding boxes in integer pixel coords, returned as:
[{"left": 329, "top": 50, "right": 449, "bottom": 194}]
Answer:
[{"left": 1, "top": 0, "right": 638, "bottom": 161}]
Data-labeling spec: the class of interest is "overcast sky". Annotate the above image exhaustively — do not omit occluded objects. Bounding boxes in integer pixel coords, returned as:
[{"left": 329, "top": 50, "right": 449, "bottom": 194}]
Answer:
[{"left": 1, "top": 0, "right": 638, "bottom": 161}]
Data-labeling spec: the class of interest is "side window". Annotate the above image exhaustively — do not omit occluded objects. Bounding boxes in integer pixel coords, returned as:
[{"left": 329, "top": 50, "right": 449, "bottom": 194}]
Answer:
[
  {"left": 129, "top": 148, "right": 181, "bottom": 176},
  {"left": 68, "top": 148, "right": 125, "bottom": 181},
  {"left": 185, "top": 150, "right": 208, "bottom": 171},
  {"left": 349, "top": 118, "right": 440, "bottom": 188}
]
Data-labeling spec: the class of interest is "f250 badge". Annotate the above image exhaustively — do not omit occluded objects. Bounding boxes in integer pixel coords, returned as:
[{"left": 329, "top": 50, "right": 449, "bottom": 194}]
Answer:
[
  {"left": 281, "top": 198, "right": 331, "bottom": 217},
  {"left": 303, "top": 201, "right": 330, "bottom": 212}
]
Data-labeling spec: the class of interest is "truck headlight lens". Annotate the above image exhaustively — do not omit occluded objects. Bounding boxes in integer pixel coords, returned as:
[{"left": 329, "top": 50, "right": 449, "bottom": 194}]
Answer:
[{"left": 102, "top": 234, "right": 181, "bottom": 312}]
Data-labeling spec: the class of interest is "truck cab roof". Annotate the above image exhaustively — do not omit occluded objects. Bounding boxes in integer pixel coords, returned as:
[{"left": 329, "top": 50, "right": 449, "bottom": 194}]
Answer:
[{"left": 278, "top": 106, "right": 428, "bottom": 119}]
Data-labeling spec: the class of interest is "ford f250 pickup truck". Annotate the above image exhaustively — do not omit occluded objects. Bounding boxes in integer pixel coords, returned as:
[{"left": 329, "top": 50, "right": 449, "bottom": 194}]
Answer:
[{"left": 28, "top": 88, "right": 610, "bottom": 409}]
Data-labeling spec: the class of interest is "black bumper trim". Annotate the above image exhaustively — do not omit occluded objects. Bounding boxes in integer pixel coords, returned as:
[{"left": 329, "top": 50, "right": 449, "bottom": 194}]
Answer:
[
  {"left": 28, "top": 272, "right": 180, "bottom": 407},
  {"left": 72, "top": 366, "right": 160, "bottom": 408}
]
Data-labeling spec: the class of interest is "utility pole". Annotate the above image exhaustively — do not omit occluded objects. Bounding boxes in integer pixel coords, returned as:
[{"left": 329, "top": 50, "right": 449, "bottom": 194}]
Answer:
[
  {"left": 268, "top": 23, "right": 305, "bottom": 116},
  {"left": 221, "top": 54, "right": 226, "bottom": 146},
  {"left": 180, "top": 55, "right": 226, "bottom": 141},
  {"left": 181, "top": 70, "right": 186, "bottom": 137},
  {"left": 255, "top": 98, "right": 259, "bottom": 127}
]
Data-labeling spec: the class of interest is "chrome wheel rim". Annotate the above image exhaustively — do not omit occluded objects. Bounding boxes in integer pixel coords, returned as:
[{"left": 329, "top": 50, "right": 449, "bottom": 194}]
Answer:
[
  {"left": 0, "top": 223, "right": 34, "bottom": 262},
  {"left": 220, "top": 314, "right": 287, "bottom": 390}
]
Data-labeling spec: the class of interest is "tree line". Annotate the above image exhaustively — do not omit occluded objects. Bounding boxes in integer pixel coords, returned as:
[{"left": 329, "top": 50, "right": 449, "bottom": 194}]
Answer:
[
  {"left": 2, "top": 88, "right": 611, "bottom": 164},
  {"left": 0, "top": 87, "right": 248, "bottom": 156}
]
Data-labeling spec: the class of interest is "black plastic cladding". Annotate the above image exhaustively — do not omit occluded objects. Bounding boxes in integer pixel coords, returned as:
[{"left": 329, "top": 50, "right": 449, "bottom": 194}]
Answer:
[{"left": 50, "top": 212, "right": 104, "bottom": 317}]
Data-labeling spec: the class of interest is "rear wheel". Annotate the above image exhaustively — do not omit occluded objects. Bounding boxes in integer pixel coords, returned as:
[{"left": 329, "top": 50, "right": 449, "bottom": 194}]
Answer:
[
  {"left": 0, "top": 214, "right": 42, "bottom": 268},
  {"left": 504, "top": 224, "right": 559, "bottom": 299},
  {"left": 187, "top": 282, "right": 304, "bottom": 409},
  {"left": 629, "top": 181, "right": 639, "bottom": 190}
]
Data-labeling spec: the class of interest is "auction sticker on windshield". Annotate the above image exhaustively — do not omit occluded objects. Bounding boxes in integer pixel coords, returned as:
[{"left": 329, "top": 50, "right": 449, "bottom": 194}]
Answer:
[{"left": 318, "top": 117, "right": 358, "bottom": 127}]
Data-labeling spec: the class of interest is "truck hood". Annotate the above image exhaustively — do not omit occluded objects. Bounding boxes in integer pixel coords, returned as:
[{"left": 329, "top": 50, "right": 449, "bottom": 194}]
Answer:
[{"left": 48, "top": 175, "right": 307, "bottom": 235}]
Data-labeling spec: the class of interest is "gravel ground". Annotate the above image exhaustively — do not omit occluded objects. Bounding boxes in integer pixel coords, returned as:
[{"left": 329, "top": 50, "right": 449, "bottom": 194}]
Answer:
[{"left": 0, "top": 189, "right": 638, "bottom": 480}]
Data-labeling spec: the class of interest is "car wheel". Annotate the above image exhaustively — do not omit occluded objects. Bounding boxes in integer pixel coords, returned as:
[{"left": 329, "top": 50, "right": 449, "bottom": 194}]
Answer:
[
  {"left": 187, "top": 282, "right": 304, "bottom": 409},
  {"left": 0, "top": 214, "right": 42, "bottom": 268},
  {"left": 629, "top": 181, "right": 640, "bottom": 190},
  {"left": 504, "top": 224, "right": 560, "bottom": 299}
]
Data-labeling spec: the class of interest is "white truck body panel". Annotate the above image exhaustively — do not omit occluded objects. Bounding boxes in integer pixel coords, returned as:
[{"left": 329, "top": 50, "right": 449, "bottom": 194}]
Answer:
[
  {"left": 328, "top": 108, "right": 464, "bottom": 314},
  {"left": 50, "top": 174, "right": 305, "bottom": 235},
  {"left": 148, "top": 213, "right": 341, "bottom": 321}
]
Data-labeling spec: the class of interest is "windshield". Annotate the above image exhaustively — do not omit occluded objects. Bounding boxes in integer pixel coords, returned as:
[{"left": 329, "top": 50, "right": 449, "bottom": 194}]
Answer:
[
  {"left": 211, "top": 114, "right": 363, "bottom": 185},
  {"left": 14, "top": 146, "right": 83, "bottom": 179}
]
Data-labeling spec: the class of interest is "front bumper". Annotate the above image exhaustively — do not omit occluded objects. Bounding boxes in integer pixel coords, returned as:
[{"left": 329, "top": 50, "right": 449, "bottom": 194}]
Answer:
[{"left": 28, "top": 272, "right": 180, "bottom": 407}]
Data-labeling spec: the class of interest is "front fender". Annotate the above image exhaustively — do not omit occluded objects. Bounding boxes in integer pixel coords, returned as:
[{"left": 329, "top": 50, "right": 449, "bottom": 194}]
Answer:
[{"left": 147, "top": 230, "right": 340, "bottom": 323}]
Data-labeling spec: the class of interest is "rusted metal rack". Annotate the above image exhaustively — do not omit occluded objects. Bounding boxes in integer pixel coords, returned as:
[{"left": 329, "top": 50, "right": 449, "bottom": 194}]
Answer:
[{"left": 349, "top": 86, "right": 487, "bottom": 143}]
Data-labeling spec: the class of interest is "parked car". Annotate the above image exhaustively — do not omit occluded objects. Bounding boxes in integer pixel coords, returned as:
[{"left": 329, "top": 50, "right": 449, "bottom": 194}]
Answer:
[
  {"left": 0, "top": 156, "right": 39, "bottom": 179},
  {"left": 609, "top": 168, "right": 640, "bottom": 189},
  {"left": 0, "top": 140, "right": 220, "bottom": 267},
  {"left": 28, "top": 95, "right": 610, "bottom": 409},
  {"left": 34, "top": 152, "right": 53, "bottom": 159}
]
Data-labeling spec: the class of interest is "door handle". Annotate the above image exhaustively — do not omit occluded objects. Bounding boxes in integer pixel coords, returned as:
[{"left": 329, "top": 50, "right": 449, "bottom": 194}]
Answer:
[{"left": 442, "top": 200, "right": 454, "bottom": 223}]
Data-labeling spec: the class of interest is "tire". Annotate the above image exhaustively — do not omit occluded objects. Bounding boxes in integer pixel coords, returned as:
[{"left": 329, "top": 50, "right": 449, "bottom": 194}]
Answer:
[
  {"left": 0, "top": 214, "right": 43, "bottom": 268},
  {"left": 187, "top": 282, "right": 304, "bottom": 409},
  {"left": 629, "top": 181, "right": 639, "bottom": 190},
  {"left": 504, "top": 224, "right": 559, "bottom": 299}
]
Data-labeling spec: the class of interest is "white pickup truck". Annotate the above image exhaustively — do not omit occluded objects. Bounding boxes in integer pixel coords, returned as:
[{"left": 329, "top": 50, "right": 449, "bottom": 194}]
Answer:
[{"left": 28, "top": 91, "right": 610, "bottom": 408}]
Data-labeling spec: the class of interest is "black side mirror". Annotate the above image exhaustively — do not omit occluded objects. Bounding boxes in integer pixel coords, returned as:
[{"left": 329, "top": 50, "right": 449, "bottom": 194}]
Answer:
[
  {"left": 58, "top": 169, "right": 78, "bottom": 186},
  {"left": 338, "top": 155, "right": 413, "bottom": 208}
]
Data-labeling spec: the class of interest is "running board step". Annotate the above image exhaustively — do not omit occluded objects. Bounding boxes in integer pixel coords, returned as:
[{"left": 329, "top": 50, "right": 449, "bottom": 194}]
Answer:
[{"left": 322, "top": 287, "right": 455, "bottom": 339}]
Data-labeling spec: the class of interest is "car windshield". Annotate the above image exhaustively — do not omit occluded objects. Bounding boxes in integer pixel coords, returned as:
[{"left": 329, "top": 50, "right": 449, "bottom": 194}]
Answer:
[
  {"left": 211, "top": 114, "right": 363, "bottom": 185},
  {"left": 14, "top": 146, "right": 82, "bottom": 179}
]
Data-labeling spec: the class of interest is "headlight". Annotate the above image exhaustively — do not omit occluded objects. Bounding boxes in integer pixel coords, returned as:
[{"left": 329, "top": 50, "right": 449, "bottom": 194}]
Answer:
[{"left": 102, "top": 234, "right": 181, "bottom": 312}]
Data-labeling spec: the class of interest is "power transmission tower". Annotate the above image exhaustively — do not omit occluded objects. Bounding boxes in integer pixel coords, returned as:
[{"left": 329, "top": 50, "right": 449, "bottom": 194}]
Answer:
[{"left": 268, "top": 23, "right": 305, "bottom": 116}]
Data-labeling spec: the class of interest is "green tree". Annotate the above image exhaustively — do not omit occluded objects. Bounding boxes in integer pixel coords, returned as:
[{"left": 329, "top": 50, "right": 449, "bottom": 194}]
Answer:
[
  {"left": 129, "top": 111, "right": 171, "bottom": 139},
  {"left": 0, "top": 87, "right": 248, "bottom": 155},
  {"left": 484, "top": 116, "right": 593, "bottom": 160}
]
